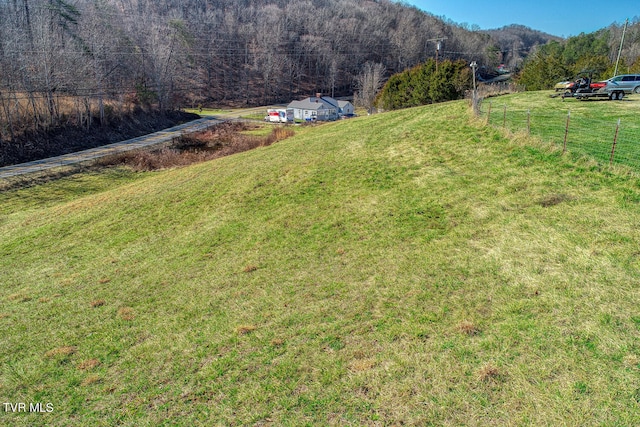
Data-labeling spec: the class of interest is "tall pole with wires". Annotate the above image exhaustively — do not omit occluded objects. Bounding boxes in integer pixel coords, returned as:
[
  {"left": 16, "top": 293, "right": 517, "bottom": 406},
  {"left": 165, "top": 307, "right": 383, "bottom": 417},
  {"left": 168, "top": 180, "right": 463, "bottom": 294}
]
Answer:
[
  {"left": 614, "top": 19, "right": 629, "bottom": 77},
  {"left": 425, "top": 37, "right": 447, "bottom": 72},
  {"left": 470, "top": 61, "right": 479, "bottom": 115}
]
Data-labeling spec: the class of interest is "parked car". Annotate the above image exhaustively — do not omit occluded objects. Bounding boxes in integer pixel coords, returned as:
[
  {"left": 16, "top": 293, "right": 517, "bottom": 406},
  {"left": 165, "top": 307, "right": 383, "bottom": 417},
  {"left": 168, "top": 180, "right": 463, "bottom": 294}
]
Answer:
[{"left": 602, "top": 74, "right": 640, "bottom": 98}]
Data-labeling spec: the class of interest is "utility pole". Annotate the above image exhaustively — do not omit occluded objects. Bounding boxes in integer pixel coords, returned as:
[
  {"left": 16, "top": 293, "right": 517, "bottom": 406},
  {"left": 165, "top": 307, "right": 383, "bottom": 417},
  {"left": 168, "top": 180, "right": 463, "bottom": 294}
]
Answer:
[
  {"left": 614, "top": 19, "right": 629, "bottom": 77},
  {"left": 470, "top": 61, "right": 478, "bottom": 114},
  {"left": 470, "top": 61, "right": 478, "bottom": 95},
  {"left": 425, "top": 37, "right": 447, "bottom": 72}
]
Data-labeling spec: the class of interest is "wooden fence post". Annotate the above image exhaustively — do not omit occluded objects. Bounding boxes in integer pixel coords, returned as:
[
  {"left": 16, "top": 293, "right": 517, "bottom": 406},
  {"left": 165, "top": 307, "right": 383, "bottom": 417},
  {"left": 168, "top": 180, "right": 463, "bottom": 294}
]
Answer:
[
  {"left": 486, "top": 102, "right": 492, "bottom": 125},
  {"left": 502, "top": 104, "right": 507, "bottom": 128},
  {"left": 527, "top": 109, "right": 531, "bottom": 135}
]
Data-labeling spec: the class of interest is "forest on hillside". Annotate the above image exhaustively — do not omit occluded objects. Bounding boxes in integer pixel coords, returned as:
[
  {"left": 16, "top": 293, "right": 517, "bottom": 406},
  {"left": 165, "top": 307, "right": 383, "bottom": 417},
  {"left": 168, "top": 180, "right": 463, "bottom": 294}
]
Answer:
[
  {"left": 0, "top": 0, "right": 561, "bottom": 166},
  {"left": 0, "top": 1, "right": 548, "bottom": 127}
]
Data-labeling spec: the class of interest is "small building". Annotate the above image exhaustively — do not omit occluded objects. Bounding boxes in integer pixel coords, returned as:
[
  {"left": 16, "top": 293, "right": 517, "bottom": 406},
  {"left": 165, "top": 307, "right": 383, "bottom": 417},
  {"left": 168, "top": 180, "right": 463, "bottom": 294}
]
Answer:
[
  {"left": 289, "top": 93, "right": 355, "bottom": 121},
  {"left": 337, "top": 100, "right": 355, "bottom": 116}
]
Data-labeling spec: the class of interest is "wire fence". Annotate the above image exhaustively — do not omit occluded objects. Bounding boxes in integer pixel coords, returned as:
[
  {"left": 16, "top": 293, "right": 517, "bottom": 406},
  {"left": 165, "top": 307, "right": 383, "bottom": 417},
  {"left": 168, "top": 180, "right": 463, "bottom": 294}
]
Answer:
[{"left": 477, "top": 100, "right": 640, "bottom": 173}]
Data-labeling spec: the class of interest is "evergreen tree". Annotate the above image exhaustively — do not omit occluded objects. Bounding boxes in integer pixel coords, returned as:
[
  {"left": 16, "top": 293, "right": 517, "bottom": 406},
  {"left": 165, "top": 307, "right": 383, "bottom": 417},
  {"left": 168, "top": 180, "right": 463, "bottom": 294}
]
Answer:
[{"left": 378, "top": 59, "right": 471, "bottom": 110}]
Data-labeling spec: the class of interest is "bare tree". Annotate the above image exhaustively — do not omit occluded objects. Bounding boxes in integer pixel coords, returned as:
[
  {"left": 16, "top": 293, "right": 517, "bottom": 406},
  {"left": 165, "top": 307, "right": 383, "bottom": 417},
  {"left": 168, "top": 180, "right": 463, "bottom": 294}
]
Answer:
[{"left": 354, "top": 62, "right": 386, "bottom": 114}]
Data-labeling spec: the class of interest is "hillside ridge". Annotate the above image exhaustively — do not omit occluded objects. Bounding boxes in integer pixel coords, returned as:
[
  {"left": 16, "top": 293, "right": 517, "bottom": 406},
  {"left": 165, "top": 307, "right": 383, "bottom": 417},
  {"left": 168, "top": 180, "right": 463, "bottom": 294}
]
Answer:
[{"left": 2, "top": 100, "right": 640, "bottom": 425}]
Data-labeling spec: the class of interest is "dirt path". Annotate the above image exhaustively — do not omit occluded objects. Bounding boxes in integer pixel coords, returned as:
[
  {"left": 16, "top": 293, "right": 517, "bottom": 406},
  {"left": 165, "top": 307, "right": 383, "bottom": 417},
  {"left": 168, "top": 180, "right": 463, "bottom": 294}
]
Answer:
[{"left": 0, "top": 116, "right": 223, "bottom": 180}]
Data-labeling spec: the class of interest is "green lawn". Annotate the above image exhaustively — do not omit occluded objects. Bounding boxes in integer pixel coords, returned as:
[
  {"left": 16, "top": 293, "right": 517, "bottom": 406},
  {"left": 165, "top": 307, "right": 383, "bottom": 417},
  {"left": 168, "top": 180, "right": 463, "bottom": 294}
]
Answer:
[{"left": 2, "top": 100, "right": 640, "bottom": 425}]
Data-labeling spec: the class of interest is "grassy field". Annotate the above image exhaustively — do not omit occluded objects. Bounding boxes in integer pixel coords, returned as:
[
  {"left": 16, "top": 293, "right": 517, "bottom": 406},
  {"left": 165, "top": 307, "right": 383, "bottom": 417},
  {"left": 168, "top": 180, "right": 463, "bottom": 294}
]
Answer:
[
  {"left": 2, "top": 99, "right": 640, "bottom": 425},
  {"left": 482, "top": 90, "right": 640, "bottom": 171},
  {"left": 184, "top": 106, "right": 272, "bottom": 122}
]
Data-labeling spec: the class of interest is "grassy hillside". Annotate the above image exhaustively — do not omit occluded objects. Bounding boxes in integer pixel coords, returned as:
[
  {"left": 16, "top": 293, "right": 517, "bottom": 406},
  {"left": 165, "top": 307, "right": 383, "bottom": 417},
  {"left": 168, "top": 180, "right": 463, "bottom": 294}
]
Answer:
[
  {"left": 484, "top": 91, "right": 640, "bottom": 170},
  {"left": 2, "top": 101, "right": 640, "bottom": 425}
]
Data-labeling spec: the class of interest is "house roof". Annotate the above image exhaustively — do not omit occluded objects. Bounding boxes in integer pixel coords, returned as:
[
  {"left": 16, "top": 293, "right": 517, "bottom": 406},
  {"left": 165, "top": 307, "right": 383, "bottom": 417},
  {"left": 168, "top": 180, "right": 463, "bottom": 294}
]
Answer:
[
  {"left": 288, "top": 96, "right": 342, "bottom": 112},
  {"left": 288, "top": 99, "right": 326, "bottom": 110},
  {"left": 311, "top": 96, "right": 338, "bottom": 109},
  {"left": 337, "top": 100, "right": 352, "bottom": 108}
]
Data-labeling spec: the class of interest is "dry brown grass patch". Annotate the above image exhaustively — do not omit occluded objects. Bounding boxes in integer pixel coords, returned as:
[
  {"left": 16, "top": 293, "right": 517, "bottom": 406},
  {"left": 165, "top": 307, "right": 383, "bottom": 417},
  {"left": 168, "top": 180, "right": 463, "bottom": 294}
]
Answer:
[
  {"left": 90, "top": 299, "right": 106, "bottom": 308},
  {"left": 457, "top": 320, "right": 481, "bottom": 336},
  {"left": 270, "top": 338, "right": 285, "bottom": 346},
  {"left": 78, "top": 358, "right": 101, "bottom": 371},
  {"left": 97, "top": 122, "right": 294, "bottom": 171},
  {"left": 477, "top": 362, "right": 502, "bottom": 382},
  {"left": 263, "top": 127, "right": 295, "bottom": 146},
  {"left": 624, "top": 354, "right": 639, "bottom": 368},
  {"left": 243, "top": 264, "right": 259, "bottom": 273},
  {"left": 45, "top": 346, "right": 77, "bottom": 358},
  {"left": 236, "top": 325, "right": 257, "bottom": 335},
  {"left": 7, "top": 293, "right": 31, "bottom": 303},
  {"left": 81, "top": 375, "right": 102, "bottom": 386},
  {"left": 349, "top": 359, "right": 377, "bottom": 372},
  {"left": 0, "top": 313, "right": 9, "bottom": 319},
  {"left": 117, "top": 307, "right": 135, "bottom": 321},
  {"left": 537, "top": 193, "right": 573, "bottom": 207}
]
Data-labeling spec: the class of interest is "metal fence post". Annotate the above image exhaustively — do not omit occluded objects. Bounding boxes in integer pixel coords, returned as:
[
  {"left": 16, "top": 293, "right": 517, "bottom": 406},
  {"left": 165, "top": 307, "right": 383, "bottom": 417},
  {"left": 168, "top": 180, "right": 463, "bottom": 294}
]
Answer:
[
  {"left": 563, "top": 110, "right": 571, "bottom": 154},
  {"left": 610, "top": 118, "right": 621, "bottom": 166}
]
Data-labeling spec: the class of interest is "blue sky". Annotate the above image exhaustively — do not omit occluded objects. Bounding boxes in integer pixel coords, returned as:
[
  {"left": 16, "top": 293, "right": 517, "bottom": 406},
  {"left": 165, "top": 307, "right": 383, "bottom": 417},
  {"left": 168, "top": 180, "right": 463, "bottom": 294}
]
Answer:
[{"left": 402, "top": 0, "right": 637, "bottom": 37}]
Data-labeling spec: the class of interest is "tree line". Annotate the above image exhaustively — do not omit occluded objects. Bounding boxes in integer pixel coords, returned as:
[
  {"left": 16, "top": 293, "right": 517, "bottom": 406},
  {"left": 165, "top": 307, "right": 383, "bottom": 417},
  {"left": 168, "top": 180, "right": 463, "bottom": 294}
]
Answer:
[{"left": 0, "top": 1, "right": 516, "bottom": 140}]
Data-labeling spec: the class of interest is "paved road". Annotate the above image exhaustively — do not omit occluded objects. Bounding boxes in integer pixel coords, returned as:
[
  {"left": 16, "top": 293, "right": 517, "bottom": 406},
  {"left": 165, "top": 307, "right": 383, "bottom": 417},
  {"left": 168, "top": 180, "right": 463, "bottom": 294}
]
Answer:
[{"left": 0, "top": 116, "right": 223, "bottom": 180}]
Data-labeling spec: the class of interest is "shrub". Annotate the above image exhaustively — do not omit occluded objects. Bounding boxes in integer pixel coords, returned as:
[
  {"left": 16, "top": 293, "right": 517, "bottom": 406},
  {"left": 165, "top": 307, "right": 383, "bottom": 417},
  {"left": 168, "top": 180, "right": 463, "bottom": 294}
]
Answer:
[{"left": 377, "top": 59, "right": 472, "bottom": 110}]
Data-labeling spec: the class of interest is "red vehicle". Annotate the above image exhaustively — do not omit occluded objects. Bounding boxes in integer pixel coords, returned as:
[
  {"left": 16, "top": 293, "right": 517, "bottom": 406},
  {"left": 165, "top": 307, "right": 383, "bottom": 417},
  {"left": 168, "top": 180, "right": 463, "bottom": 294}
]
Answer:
[{"left": 559, "top": 75, "right": 610, "bottom": 100}]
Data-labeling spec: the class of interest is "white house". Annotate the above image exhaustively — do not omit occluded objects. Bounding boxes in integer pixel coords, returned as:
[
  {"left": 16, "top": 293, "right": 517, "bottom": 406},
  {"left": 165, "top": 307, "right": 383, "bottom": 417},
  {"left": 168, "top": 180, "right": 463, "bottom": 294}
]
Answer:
[
  {"left": 288, "top": 94, "right": 354, "bottom": 121},
  {"left": 337, "top": 100, "right": 355, "bottom": 116},
  {"left": 288, "top": 99, "right": 335, "bottom": 121}
]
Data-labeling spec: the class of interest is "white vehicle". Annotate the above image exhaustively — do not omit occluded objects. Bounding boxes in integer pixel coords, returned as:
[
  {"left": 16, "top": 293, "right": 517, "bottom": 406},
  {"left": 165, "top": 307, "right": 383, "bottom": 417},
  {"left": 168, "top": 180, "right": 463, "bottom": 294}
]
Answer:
[
  {"left": 602, "top": 74, "right": 640, "bottom": 100},
  {"left": 265, "top": 108, "right": 293, "bottom": 123}
]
